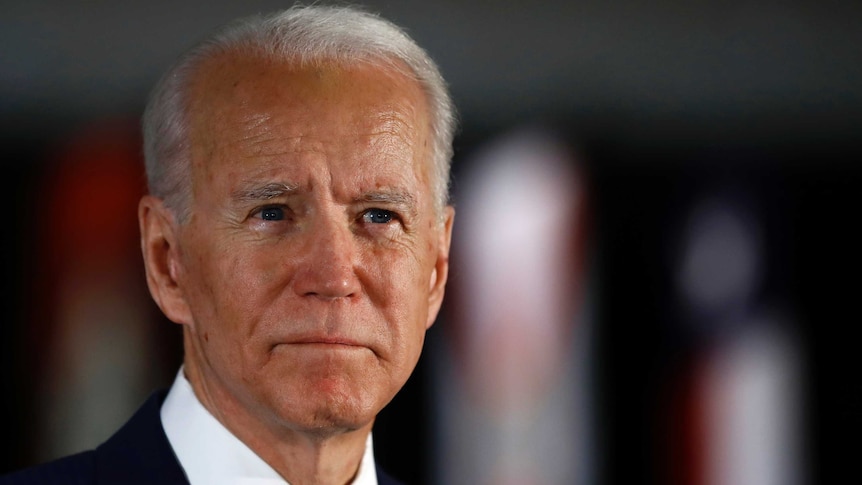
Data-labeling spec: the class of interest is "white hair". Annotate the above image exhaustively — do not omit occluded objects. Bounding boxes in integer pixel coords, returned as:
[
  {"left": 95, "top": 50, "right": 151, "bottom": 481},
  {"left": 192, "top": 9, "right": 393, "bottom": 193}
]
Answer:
[{"left": 142, "top": 4, "right": 456, "bottom": 222}]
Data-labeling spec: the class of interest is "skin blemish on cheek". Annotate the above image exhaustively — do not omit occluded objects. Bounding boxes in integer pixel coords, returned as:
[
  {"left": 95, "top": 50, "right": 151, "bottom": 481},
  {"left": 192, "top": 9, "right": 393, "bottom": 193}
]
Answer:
[{"left": 203, "top": 332, "right": 209, "bottom": 343}]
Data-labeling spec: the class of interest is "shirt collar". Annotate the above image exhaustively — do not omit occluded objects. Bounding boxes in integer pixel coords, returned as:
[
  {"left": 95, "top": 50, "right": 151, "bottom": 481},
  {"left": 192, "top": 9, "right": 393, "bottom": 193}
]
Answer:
[{"left": 160, "top": 367, "right": 379, "bottom": 485}]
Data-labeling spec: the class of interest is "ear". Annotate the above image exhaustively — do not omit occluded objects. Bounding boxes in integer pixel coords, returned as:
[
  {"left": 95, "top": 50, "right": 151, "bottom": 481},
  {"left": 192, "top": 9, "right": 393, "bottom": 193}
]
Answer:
[
  {"left": 139, "top": 195, "right": 193, "bottom": 326},
  {"left": 426, "top": 205, "right": 455, "bottom": 329}
]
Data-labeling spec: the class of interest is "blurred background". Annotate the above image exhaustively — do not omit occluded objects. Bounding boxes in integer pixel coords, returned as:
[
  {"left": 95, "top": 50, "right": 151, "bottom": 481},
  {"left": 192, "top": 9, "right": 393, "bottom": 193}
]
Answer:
[{"left": 2, "top": 1, "right": 860, "bottom": 484}]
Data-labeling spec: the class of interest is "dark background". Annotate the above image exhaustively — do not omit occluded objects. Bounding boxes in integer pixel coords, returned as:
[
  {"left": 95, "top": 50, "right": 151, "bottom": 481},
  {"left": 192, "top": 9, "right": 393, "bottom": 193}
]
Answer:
[{"left": 2, "top": 1, "right": 860, "bottom": 484}]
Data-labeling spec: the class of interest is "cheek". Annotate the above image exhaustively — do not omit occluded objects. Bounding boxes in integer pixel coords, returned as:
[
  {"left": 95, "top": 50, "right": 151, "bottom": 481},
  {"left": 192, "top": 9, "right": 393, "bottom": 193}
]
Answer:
[
  {"left": 181, "top": 238, "right": 271, "bottom": 332},
  {"left": 364, "top": 241, "right": 426, "bottom": 298},
  {"left": 185, "top": 251, "right": 284, "bottom": 378},
  {"left": 366, "top": 246, "right": 433, "bottom": 344}
]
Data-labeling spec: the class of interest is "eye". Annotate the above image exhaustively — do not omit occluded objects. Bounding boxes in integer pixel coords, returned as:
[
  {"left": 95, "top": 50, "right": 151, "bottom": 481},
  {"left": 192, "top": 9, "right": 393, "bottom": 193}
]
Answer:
[
  {"left": 259, "top": 206, "right": 285, "bottom": 221},
  {"left": 362, "top": 208, "right": 395, "bottom": 224}
]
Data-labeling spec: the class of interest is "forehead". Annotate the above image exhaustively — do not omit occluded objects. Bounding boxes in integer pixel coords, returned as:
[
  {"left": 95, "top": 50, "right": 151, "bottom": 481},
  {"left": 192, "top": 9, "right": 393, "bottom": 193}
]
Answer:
[
  {"left": 188, "top": 52, "right": 428, "bottom": 135},
  {"left": 185, "top": 52, "right": 433, "bottom": 186}
]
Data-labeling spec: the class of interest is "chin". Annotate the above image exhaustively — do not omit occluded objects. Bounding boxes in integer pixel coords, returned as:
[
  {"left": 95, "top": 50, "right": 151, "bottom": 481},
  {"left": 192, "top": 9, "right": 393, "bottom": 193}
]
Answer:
[
  {"left": 270, "top": 377, "right": 386, "bottom": 435},
  {"left": 279, "top": 402, "right": 378, "bottom": 439}
]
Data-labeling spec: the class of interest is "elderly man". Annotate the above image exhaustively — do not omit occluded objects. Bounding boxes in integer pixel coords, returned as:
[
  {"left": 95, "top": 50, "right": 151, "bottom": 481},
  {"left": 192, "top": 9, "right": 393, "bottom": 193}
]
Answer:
[{"left": 1, "top": 4, "right": 455, "bottom": 485}]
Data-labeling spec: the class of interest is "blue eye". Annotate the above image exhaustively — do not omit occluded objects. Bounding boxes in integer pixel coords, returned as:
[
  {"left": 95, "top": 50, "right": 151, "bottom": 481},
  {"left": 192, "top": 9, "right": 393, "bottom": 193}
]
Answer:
[
  {"left": 364, "top": 208, "right": 393, "bottom": 224},
  {"left": 260, "top": 207, "right": 284, "bottom": 221}
]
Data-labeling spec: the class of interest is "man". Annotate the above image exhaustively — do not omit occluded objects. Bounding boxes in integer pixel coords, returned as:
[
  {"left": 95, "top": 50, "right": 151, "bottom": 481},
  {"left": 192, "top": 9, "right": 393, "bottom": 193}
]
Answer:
[{"left": 2, "top": 4, "right": 455, "bottom": 485}]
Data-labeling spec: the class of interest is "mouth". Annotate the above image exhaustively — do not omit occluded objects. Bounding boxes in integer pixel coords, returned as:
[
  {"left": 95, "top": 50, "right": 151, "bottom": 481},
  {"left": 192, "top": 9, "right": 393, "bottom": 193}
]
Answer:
[
  {"left": 275, "top": 336, "right": 369, "bottom": 350},
  {"left": 267, "top": 337, "right": 381, "bottom": 363},
  {"left": 293, "top": 336, "right": 362, "bottom": 346}
]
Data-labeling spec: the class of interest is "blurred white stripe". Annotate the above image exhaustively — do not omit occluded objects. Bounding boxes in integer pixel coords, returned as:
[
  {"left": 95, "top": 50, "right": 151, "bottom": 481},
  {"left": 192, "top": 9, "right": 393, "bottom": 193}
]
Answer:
[{"left": 434, "top": 127, "right": 594, "bottom": 485}]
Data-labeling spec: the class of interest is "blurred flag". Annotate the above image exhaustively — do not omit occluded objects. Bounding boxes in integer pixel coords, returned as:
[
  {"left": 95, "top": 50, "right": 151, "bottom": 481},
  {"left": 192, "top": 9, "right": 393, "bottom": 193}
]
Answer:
[
  {"left": 667, "top": 190, "right": 803, "bottom": 485},
  {"left": 433, "top": 126, "right": 595, "bottom": 485}
]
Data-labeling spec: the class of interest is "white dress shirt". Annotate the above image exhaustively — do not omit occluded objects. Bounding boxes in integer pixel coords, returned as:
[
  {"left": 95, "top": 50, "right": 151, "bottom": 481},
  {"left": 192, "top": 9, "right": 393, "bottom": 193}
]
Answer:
[{"left": 160, "top": 367, "right": 379, "bottom": 485}]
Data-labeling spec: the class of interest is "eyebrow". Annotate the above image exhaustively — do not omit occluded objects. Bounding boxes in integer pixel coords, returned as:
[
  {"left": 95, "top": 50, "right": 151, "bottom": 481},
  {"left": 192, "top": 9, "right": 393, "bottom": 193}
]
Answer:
[
  {"left": 231, "top": 182, "right": 300, "bottom": 202},
  {"left": 358, "top": 191, "right": 415, "bottom": 205},
  {"left": 358, "top": 191, "right": 419, "bottom": 218},
  {"left": 231, "top": 182, "right": 419, "bottom": 216}
]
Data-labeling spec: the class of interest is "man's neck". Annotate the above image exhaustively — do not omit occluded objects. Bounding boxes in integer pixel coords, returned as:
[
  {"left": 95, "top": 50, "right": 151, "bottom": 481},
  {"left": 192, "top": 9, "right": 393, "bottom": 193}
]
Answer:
[{"left": 182, "top": 354, "right": 373, "bottom": 485}]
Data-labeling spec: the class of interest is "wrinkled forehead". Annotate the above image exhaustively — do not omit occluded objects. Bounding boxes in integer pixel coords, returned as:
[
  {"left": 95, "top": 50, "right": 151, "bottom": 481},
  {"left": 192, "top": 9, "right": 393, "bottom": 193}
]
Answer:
[
  {"left": 187, "top": 49, "right": 427, "bottom": 119},
  {"left": 183, "top": 51, "right": 436, "bottom": 194}
]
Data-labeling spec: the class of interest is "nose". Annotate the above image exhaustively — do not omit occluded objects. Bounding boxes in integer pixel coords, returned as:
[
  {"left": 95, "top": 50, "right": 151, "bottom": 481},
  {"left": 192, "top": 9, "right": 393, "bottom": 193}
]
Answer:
[{"left": 291, "top": 212, "right": 361, "bottom": 300}]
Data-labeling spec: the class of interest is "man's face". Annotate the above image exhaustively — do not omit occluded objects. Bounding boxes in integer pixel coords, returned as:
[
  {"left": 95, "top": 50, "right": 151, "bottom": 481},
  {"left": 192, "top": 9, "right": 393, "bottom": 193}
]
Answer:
[{"left": 158, "top": 55, "right": 452, "bottom": 434}]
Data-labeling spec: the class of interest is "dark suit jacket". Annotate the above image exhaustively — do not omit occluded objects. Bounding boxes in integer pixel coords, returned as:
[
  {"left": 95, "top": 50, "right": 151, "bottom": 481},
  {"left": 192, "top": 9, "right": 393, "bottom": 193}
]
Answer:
[{"left": 0, "top": 391, "right": 404, "bottom": 485}]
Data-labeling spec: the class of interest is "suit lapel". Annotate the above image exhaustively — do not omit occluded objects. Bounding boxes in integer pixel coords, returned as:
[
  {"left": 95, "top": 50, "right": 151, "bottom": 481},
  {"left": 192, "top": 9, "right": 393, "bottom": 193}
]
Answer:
[
  {"left": 93, "top": 390, "right": 189, "bottom": 484},
  {"left": 375, "top": 466, "right": 405, "bottom": 485}
]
